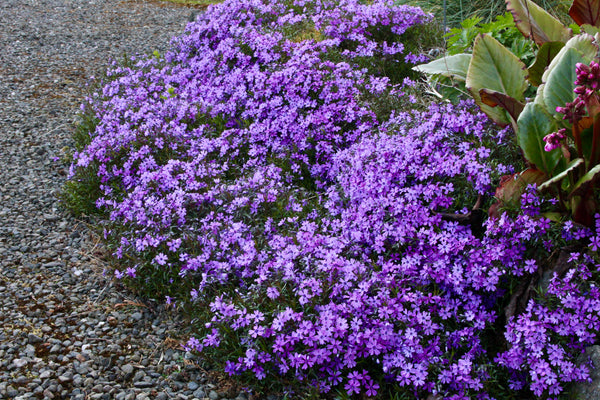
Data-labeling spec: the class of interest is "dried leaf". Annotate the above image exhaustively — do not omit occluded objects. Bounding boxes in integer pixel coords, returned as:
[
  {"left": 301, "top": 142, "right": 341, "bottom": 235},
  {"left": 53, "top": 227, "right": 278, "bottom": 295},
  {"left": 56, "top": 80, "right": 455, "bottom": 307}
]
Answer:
[
  {"left": 480, "top": 89, "right": 526, "bottom": 123},
  {"left": 569, "top": 0, "right": 600, "bottom": 27}
]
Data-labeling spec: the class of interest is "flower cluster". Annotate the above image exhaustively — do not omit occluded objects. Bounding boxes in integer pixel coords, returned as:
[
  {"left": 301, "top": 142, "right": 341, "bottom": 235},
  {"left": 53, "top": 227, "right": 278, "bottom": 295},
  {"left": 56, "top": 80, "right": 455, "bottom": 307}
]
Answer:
[
  {"left": 543, "top": 128, "right": 567, "bottom": 152},
  {"left": 492, "top": 216, "right": 600, "bottom": 399},
  {"left": 574, "top": 61, "right": 600, "bottom": 97},
  {"left": 72, "top": 0, "right": 432, "bottom": 284},
  {"left": 497, "top": 254, "right": 600, "bottom": 398},
  {"left": 184, "top": 101, "right": 506, "bottom": 398},
  {"left": 556, "top": 61, "right": 600, "bottom": 124},
  {"left": 67, "top": 0, "right": 600, "bottom": 398}
]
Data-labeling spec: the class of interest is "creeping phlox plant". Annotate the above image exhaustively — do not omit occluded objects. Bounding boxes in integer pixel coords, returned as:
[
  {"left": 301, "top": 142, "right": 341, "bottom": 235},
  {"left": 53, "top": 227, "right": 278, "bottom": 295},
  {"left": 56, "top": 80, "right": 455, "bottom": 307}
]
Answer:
[{"left": 66, "top": 0, "right": 600, "bottom": 398}]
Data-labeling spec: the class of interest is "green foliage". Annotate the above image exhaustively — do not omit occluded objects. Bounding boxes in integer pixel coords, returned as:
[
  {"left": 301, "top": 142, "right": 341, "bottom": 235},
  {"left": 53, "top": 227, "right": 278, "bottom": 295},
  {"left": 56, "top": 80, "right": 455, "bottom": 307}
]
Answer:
[
  {"left": 58, "top": 105, "right": 104, "bottom": 217},
  {"left": 412, "top": 53, "right": 471, "bottom": 102},
  {"left": 515, "top": 34, "right": 600, "bottom": 226},
  {"left": 413, "top": 0, "right": 577, "bottom": 105},
  {"left": 542, "top": 36, "right": 598, "bottom": 117},
  {"left": 516, "top": 103, "right": 564, "bottom": 173},
  {"left": 465, "top": 33, "right": 529, "bottom": 126},
  {"left": 507, "top": 0, "right": 572, "bottom": 46},
  {"left": 446, "top": 13, "right": 537, "bottom": 64},
  {"left": 413, "top": 11, "right": 539, "bottom": 105},
  {"left": 528, "top": 41, "right": 565, "bottom": 86},
  {"left": 59, "top": 168, "right": 103, "bottom": 217},
  {"left": 398, "top": 0, "right": 571, "bottom": 28}
]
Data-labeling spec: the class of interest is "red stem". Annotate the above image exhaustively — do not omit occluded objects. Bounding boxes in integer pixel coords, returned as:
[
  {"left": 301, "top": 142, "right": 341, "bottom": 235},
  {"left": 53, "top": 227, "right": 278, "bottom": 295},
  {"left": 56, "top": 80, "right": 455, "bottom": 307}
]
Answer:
[
  {"left": 591, "top": 113, "right": 600, "bottom": 168},
  {"left": 573, "top": 121, "right": 583, "bottom": 160}
]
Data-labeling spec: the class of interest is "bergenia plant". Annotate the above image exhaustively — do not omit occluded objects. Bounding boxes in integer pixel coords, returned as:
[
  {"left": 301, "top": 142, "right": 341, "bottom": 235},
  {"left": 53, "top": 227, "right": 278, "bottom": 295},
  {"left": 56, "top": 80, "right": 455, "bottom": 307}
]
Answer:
[
  {"left": 537, "top": 58, "right": 600, "bottom": 226},
  {"left": 415, "top": 0, "right": 600, "bottom": 226}
]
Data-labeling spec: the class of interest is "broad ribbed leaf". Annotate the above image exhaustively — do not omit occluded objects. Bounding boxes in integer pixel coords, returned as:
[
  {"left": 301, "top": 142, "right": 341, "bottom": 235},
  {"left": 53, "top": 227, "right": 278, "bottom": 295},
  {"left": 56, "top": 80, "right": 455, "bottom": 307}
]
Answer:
[
  {"left": 517, "top": 102, "right": 563, "bottom": 174},
  {"left": 543, "top": 47, "right": 586, "bottom": 117},
  {"left": 542, "top": 35, "right": 598, "bottom": 118},
  {"left": 538, "top": 158, "right": 584, "bottom": 191},
  {"left": 541, "top": 34, "right": 597, "bottom": 83},
  {"left": 569, "top": 0, "right": 600, "bottom": 27},
  {"left": 571, "top": 163, "right": 600, "bottom": 197},
  {"left": 528, "top": 41, "right": 564, "bottom": 86},
  {"left": 480, "top": 89, "right": 525, "bottom": 124},
  {"left": 466, "top": 34, "right": 528, "bottom": 126},
  {"left": 507, "top": 0, "right": 572, "bottom": 45},
  {"left": 412, "top": 54, "right": 471, "bottom": 80},
  {"left": 534, "top": 83, "right": 547, "bottom": 108}
]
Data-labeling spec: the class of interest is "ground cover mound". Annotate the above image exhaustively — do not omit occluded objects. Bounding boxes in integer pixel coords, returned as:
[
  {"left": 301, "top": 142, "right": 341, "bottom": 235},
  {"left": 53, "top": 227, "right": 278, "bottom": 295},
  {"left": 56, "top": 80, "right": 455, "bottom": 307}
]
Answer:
[{"left": 66, "top": 0, "right": 600, "bottom": 398}]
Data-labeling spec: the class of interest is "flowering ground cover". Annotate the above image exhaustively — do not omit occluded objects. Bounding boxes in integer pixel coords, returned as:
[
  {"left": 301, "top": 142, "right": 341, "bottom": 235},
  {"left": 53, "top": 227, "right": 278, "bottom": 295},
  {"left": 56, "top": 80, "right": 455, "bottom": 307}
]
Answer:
[{"left": 65, "top": 0, "right": 600, "bottom": 398}]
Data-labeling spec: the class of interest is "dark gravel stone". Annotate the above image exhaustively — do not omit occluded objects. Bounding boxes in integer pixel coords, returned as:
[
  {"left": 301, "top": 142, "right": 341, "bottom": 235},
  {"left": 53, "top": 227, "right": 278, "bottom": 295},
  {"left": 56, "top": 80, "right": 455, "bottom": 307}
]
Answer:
[{"left": 27, "top": 333, "right": 43, "bottom": 344}]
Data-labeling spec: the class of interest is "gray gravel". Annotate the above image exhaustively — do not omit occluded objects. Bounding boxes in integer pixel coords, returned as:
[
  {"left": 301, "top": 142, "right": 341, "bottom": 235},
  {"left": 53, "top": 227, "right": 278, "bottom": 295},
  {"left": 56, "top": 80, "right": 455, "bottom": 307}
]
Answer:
[{"left": 0, "top": 1, "right": 241, "bottom": 399}]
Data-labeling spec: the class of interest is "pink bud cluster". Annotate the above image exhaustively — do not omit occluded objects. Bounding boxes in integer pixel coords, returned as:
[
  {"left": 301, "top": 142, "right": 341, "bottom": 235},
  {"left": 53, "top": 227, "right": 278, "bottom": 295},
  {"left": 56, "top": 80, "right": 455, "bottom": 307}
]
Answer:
[
  {"left": 556, "top": 100, "right": 586, "bottom": 124},
  {"left": 574, "top": 61, "right": 600, "bottom": 90},
  {"left": 556, "top": 61, "right": 600, "bottom": 124},
  {"left": 543, "top": 128, "right": 567, "bottom": 152}
]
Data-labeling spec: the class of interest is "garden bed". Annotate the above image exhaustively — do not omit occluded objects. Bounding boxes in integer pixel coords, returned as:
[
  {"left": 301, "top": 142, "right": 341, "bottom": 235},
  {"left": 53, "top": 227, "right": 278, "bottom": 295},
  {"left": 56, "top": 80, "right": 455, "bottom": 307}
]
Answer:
[{"left": 65, "top": 0, "right": 600, "bottom": 398}]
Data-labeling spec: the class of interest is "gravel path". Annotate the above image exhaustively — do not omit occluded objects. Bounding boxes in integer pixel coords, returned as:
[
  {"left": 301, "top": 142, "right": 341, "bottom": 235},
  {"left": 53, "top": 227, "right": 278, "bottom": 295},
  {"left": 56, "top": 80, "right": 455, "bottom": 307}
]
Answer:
[{"left": 0, "top": 1, "right": 241, "bottom": 399}]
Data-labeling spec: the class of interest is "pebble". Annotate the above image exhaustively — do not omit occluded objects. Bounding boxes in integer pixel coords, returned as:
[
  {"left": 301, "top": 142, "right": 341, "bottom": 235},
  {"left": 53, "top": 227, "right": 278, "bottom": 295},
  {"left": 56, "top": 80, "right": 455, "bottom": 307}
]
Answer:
[
  {"left": 133, "top": 370, "right": 145, "bottom": 382},
  {"left": 131, "top": 312, "right": 143, "bottom": 321},
  {"left": 6, "top": 386, "right": 19, "bottom": 397},
  {"left": 27, "top": 334, "right": 43, "bottom": 344},
  {"left": 13, "top": 358, "right": 28, "bottom": 368},
  {"left": 121, "top": 364, "right": 134, "bottom": 375},
  {"left": 40, "top": 370, "right": 53, "bottom": 379}
]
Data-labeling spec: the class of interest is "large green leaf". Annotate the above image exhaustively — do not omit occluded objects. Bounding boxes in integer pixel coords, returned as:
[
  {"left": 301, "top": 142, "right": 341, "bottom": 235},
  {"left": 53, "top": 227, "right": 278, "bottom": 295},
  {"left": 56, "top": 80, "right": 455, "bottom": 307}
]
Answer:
[
  {"left": 569, "top": 0, "right": 600, "bottom": 27},
  {"left": 541, "top": 35, "right": 598, "bottom": 118},
  {"left": 506, "top": 0, "right": 572, "bottom": 45},
  {"left": 517, "top": 102, "right": 564, "bottom": 174},
  {"left": 534, "top": 82, "right": 547, "bottom": 108},
  {"left": 581, "top": 24, "right": 600, "bottom": 35},
  {"left": 538, "top": 158, "right": 584, "bottom": 191},
  {"left": 570, "top": 163, "right": 600, "bottom": 197},
  {"left": 466, "top": 34, "right": 529, "bottom": 126},
  {"left": 528, "top": 41, "right": 564, "bottom": 86},
  {"left": 541, "top": 34, "right": 598, "bottom": 83},
  {"left": 412, "top": 54, "right": 472, "bottom": 80},
  {"left": 543, "top": 47, "right": 586, "bottom": 117}
]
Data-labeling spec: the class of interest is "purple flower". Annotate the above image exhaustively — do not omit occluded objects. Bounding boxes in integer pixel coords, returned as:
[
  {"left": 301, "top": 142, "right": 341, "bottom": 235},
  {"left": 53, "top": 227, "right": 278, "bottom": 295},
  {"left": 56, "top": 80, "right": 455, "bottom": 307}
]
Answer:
[
  {"left": 154, "top": 253, "right": 168, "bottom": 266},
  {"left": 344, "top": 371, "right": 362, "bottom": 394}
]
